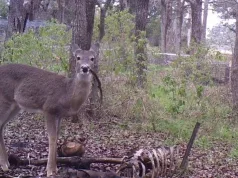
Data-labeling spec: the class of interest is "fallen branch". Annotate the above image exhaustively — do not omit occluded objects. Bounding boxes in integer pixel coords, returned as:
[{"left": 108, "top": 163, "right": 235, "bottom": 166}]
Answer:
[
  {"left": 9, "top": 155, "right": 123, "bottom": 169},
  {"left": 178, "top": 122, "right": 201, "bottom": 176}
]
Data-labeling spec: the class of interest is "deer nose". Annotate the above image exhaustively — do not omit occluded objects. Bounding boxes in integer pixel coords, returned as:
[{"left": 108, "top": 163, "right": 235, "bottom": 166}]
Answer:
[{"left": 81, "top": 66, "right": 89, "bottom": 73}]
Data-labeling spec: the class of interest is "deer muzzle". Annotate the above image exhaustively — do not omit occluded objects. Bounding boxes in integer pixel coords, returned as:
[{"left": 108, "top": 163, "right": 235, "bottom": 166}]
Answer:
[{"left": 80, "top": 65, "right": 90, "bottom": 74}]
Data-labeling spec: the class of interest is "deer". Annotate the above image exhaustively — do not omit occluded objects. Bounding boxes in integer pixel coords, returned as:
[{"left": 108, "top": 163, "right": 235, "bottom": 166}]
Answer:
[{"left": 0, "top": 44, "right": 100, "bottom": 176}]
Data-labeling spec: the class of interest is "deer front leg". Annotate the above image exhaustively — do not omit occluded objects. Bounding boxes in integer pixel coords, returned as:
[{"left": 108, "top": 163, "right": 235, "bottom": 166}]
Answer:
[
  {"left": 45, "top": 114, "right": 61, "bottom": 176},
  {"left": 0, "top": 127, "right": 9, "bottom": 171},
  {"left": 0, "top": 103, "right": 20, "bottom": 171}
]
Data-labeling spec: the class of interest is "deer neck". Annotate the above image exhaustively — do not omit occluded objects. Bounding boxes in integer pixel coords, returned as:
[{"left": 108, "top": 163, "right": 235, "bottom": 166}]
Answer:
[{"left": 67, "top": 75, "right": 92, "bottom": 112}]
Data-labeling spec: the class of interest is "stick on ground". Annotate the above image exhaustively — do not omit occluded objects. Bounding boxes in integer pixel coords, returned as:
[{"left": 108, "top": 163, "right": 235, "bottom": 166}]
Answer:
[
  {"left": 180, "top": 122, "right": 201, "bottom": 171},
  {"left": 9, "top": 155, "right": 123, "bottom": 168}
]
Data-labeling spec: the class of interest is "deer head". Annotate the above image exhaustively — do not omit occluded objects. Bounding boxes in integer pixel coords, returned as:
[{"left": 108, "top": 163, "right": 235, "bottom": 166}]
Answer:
[{"left": 71, "top": 44, "right": 97, "bottom": 81}]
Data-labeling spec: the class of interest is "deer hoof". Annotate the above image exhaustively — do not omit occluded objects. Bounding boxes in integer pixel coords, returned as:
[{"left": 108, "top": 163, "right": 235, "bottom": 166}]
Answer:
[
  {"left": 47, "top": 171, "right": 56, "bottom": 177},
  {"left": 47, "top": 168, "right": 58, "bottom": 177},
  {"left": 1, "top": 162, "right": 10, "bottom": 171}
]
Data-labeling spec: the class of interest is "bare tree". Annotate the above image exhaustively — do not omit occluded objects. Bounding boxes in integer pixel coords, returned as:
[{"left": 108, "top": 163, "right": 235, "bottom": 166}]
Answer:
[
  {"left": 127, "top": 0, "right": 137, "bottom": 14},
  {"left": 202, "top": 0, "right": 209, "bottom": 43},
  {"left": 187, "top": 7, "right": 192, "bottom": 47},
  {"left": 175, "top": 0, "right": 185, "bottom": 54},
  {"left": 7, "top": 0, "right": 28, "bottom": 38},
  {"left": 23, "top": 0, "right": 74, "bottom": 25},
  {"left": 98, "top": 0, "right": 112, "bottom": 41},
  {"left": 6, "top": 0, "right": 41, "bottom": 38},
  {"left": 160, "top": 0, "right": 172, "bottom": 53},
  {"left": 135, "top": 0, "right": 149, "bottom": 88},
  {"left": 186, "top": 0, "right": 202, "bottom": 44},
  {"left": 231, "top": 3, "right": 238, "bottom": 111},
  {"left": 119, "top": 0, "right": 127, "bottom": 10},
  {"left": 210, "top": 0, "right": 238, "bottom": 110},
  {"left": 57, "top": 0, "right": 65, "bottom": 23},
  {"left": 86, "top": 0, "right": 96, "bottom": 46}
]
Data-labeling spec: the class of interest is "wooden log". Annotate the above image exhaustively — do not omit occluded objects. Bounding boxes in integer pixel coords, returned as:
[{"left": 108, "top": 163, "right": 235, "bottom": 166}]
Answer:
[{"left": 9, "top": 154, "right": 123, "bottom": 168}]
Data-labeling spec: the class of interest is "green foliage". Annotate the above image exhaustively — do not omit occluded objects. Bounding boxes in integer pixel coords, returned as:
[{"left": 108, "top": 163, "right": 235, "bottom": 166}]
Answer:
[
  {"left": 196, "top": 136, "right": 211, "bottom": 149},
  {"left": 1, "top": 21, "right": 71, "bottom": 73},
  {"left": 177, "top": 51, "right": 211, "bottom": 83},
  {"left": 95, "top": 9, "right": 235, "bottom": 157},
  {"left": 150, "top": 74, "right": 187, "bottom": 115},
  {"left": 101, "top": 10, "right": 135, "bottom": 76},
  {"left": 147, "top": 117, "right": 193, "bottom": 142},
  {"left": 104, "top": 10, "right": 135, "bottom": 43},
  {"left": 142, "top": 45, "right": 233, "bottom": 144},
  {"left": 0, "top": 0, "right": 8, "bottom": 19}
]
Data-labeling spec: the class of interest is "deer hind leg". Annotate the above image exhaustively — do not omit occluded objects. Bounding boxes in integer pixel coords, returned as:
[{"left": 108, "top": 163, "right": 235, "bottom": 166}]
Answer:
[
  {"left": 45, "top": 113, "right": 61, "bottom": 177},
  {"left": 0, "top": 99, "right": 20, "bottom": 171}
]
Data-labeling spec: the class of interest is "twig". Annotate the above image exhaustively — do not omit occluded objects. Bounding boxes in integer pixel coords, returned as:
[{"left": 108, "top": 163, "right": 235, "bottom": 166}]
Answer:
[{"left": 179, "top": 122, "right": 201, "bottom": 175}]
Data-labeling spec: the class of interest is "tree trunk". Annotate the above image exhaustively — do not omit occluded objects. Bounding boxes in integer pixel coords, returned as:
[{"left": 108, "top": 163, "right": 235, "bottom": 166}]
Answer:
[
  {"left": 85, "top": 0, "right": 96, "bottom": 49},
  {"left": 69, "top": 0, "right": 88, "bottom": 77},
  {"left": 231, "top": 5, "right": 238, "bottom": 111},
  {"left": 187, "top": 8, "right": 192, "bottom": 48},
  {"left": 160, "top": 0, "right": 172, "bottom": 53},
  {"left": 135, "top": 0, "right": 149, "bottom": 88},
  {"left": 127, "top": 0, "right": 136, "bottom": 14},
  {"left": 99, "top": 0, "right": 111, "bottom": 42},
  {"left": 85, "top": 0, "right": 99, "bottom": 117},
  {"left": 69, "top": 0, "right": 98, "bottom": 120},
  {"left": 23, "top": 0, "right": 42, "bottom": 21},
  {"left": 119, "top": 0, "right": 127, "bottom": 11},
  {"left": 190, "top": 0, "right": 202, "bottom": 44},
  {"left": 202, "top": 0, "right": 209, "bottom": 43},
  {"left": 57, "top": 0, "right": 66, "bottom": 23},
  {"left": 63, "top": 1, "right": 76, "bottom": 25},
  {"left": 160, "top": 0, "right": 166, "bottom": 52},
  {"left": 175, "top": 0, "right": 185, "bottom": 54},
  {"left": 6, "top": 0, "right": 28, "bottom": 39}
]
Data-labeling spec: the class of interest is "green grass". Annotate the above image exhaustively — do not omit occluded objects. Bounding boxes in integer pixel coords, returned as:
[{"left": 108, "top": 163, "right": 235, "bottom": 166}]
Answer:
[
  {"left": 126, "top": 62, "right": 238, "bottom": 152},
  {"left": 230, "top": 144, "right": 238, "bottom": 158},
  {"left": 195, "top": 136, "right": 212, "bottom": 149}
]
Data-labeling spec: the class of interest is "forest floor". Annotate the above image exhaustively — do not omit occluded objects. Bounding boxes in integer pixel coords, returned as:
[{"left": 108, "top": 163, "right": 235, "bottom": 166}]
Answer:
[{"left": 0, "top": 112, "right": 238, "bottom": 178}]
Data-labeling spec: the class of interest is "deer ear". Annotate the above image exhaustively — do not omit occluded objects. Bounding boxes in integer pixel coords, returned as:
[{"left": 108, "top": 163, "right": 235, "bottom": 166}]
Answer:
[
  {"left": 71, "top": 44, "right": 81, "bottom": 56},
  {"left": 90, "top": 43, "right": 100, "bottom": 55}
]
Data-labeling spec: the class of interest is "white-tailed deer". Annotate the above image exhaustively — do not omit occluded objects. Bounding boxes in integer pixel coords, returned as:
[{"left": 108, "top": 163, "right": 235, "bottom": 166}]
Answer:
[{"left": 0, "top": 44, "right": 98, "bottom": 176}]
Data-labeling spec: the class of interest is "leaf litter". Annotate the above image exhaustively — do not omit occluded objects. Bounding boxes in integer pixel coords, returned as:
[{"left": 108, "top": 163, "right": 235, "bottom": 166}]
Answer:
[{"left": 0, "top": 112, "right": 237, "bottom": 177}]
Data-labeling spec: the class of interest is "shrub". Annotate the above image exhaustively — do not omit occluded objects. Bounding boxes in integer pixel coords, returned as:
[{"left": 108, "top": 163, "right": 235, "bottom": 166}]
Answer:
[
  {"left": 101, "top": 10, "right": 135, "bottom": 76},
  {"left": 1, "top": 21, "right": 71, "bottom": 73}
]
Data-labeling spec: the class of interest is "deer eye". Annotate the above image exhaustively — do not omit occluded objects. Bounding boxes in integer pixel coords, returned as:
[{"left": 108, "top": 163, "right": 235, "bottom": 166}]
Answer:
[
  {"left": 90, "top": 57, "right": 95, "bottom": 61},
  {"left": 77, "top": 56, "right": 81, "bottom": 60}
]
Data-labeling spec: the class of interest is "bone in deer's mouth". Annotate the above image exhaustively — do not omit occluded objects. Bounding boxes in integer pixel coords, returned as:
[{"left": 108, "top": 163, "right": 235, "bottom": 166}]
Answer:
[{"left": 89, "top": 69, "right": 103, "bottom": 106}]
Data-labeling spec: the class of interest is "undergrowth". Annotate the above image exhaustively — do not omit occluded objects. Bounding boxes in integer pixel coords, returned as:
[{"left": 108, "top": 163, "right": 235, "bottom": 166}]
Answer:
[
  {"left": 100, "top": 20, "right": 236, "bottom": 155},
  {"left": 100, "top": 59, "right": 236, "bottom": 157}
]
